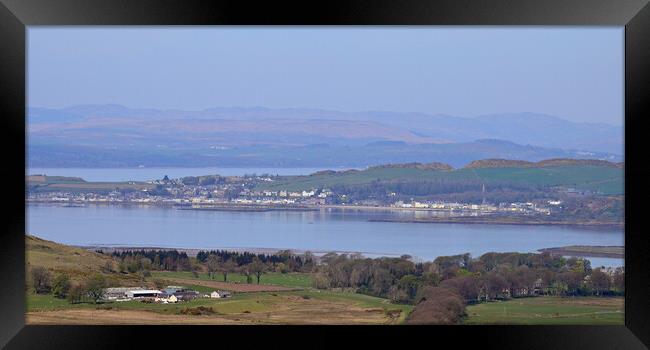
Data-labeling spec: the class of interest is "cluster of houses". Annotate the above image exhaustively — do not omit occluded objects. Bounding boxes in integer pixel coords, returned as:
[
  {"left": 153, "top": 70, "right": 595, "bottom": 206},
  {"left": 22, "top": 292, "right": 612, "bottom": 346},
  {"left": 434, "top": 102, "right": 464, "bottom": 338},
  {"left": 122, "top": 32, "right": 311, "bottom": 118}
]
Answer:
[
  {"left": 103, "top": 286, "right": 231, "bottom": 303},
  {"left": 392, "top": 200, "right": 555, "bottom": 216}
]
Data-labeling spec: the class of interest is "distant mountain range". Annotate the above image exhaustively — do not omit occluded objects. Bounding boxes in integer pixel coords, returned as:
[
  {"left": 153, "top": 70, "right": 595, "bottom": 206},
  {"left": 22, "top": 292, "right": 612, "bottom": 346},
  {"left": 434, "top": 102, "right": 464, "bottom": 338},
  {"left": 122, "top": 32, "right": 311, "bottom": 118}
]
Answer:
[{"left": 27, "top": 105, "right": 623, "bottom": 168}]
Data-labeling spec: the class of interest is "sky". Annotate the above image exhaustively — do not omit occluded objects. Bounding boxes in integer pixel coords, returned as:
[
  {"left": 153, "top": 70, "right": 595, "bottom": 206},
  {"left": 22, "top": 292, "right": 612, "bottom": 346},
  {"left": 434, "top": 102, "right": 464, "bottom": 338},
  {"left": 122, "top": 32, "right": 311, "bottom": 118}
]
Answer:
[{"left": 28, "top": 27, "right": 623, "bottom": 125}]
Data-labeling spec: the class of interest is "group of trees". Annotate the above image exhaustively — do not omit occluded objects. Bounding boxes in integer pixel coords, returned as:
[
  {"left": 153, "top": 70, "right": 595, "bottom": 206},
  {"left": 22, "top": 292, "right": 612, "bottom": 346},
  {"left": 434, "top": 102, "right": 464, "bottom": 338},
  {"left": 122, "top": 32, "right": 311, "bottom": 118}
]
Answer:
[
  {"left": 86, "top": 247, "right": 624, "bottom": 324},
  {"left": 108, "top": 248, "right": 316, "bottom": 285},
  {"left": 310, "top": 252, "right": 624, "bottom": 324},
  {"left": 180, "top": 175, "right": 226, "bottom": 186},
  {"left": 328, "top": 178, "right": 553, "bottom": 205},
  {"left": 29, "top": 266, "right": 106, "bottom": 304},
  {"left": 196, "top": 249, "right": 314, "bottom": 273},
  {"left": 199, "top": 251, "right": 312, "bottom": 284},
  {"left": 111, "top": 250, "right": 192, "bottom": 273}
]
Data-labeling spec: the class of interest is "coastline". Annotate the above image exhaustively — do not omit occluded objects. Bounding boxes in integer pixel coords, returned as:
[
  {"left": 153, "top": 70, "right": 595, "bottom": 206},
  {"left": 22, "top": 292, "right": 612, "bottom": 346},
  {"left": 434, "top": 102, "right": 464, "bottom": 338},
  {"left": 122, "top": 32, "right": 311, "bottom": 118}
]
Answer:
[
  {"left": 27, "top": 200, "right": 623, "bottom": 228},
  {"left": 73, "top": 244, "right": 404, "bottom": 260},
  {"left": 367, "top": 217, "right": 623, "bottom": 229},
  {"left": 538, "top": 246, "right": 624, "bottom": 259}
]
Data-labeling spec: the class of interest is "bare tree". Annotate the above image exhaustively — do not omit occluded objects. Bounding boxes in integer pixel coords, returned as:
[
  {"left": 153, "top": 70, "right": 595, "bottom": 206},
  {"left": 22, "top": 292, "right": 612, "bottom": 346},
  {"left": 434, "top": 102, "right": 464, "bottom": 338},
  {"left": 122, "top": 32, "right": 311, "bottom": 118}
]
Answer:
[
  {"left": 219, "top": 259, "right": 237, "bottom": 282},
  {"left": 249, "top": 258, "right": 267, "bottom": 284},
  {"left": 207, "top": 254, "right": 220, "bottom": 279},
  {"left": 30, "top": 266, "right": 52, "bottom": 294}
]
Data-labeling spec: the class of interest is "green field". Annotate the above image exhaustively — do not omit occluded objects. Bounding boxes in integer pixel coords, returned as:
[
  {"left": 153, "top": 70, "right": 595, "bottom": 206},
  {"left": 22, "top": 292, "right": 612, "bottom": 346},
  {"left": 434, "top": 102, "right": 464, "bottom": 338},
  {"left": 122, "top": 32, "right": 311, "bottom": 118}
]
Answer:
[
  {"left": 150, "top": 271, "right": 313, "bottom": 288},
  {"left": 463, "top": 296, "right": 624, "bottom": 325},
  {"left": 256, "top": 165, "right": 623, "bottom": 195},
  {"left": 27, "top": 288, "right": 413, "bottom": 324},
  {"left": 27, "top": 175, "right": 154, "bottom": 193}
]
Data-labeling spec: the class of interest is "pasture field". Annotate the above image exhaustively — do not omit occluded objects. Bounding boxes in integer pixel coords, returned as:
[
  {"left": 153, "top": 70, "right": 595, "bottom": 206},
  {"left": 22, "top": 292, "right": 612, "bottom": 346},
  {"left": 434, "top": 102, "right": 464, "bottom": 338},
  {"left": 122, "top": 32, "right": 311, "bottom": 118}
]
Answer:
[
  {"left": 463, "top": 296, "right": 624, "bottom": 325},
  {"left": 151, "top": 271, "right": 313, "bottom": 289},
  {"left": 27, "top": 175, "right": 154, "bottom": 193},
  {"left": 26, "top": 289, "right": 412, "bottom": 325}
]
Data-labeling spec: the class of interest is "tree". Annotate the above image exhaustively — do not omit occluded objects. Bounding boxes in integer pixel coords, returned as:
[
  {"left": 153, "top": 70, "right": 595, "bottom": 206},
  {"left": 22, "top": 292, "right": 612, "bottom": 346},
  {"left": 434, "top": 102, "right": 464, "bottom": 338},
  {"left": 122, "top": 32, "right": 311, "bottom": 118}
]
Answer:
[
  {"left": 52, "top": 273, "right": 71, "bottom": 299},
  {"left": 239, "top": 265, "right": 252, "bottom": 284},
  {"left": 612, "top": 268, "right": 624, "bottom": 293},
  {"left": 30, "top": 266, "right": 52, "bottom": 294},
  {"left": 275, "top": 262, "right": 288, "bottom": 274},
  {"left": 589, "top": 269, "right": 611, "bottom": 295},
  {"left": 207, "top": 254, "right": 220, "bottom": 279},
  {"left": 85, "top": 274, "right": 107, "bottom": 303},
  {"left": 220, "top": 259, "right": 237, "bottom": 282},
  {"left": 67, "top": 283, "right": 86, "bottom": 304},
  {"left": 249, "top": 258, "right": 267, "bottom": 284},
  {"left": 407, "top": 287, "right": 465, "bottom": 324}
]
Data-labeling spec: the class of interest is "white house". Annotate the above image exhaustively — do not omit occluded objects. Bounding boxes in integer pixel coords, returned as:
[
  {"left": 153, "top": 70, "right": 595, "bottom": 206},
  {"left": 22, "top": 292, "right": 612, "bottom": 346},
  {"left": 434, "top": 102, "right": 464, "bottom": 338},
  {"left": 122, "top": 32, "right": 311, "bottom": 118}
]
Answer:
[{"left": 210, "top": 290, "right": 232, "bottom": 298}]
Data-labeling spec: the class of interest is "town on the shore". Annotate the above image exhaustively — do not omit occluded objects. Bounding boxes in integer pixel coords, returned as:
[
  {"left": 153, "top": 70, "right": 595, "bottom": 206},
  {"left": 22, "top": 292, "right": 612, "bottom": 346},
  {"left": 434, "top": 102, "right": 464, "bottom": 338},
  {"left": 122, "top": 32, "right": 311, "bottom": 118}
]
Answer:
[{"left": 27, "top": 173, "right": 562, "bottom": 217}]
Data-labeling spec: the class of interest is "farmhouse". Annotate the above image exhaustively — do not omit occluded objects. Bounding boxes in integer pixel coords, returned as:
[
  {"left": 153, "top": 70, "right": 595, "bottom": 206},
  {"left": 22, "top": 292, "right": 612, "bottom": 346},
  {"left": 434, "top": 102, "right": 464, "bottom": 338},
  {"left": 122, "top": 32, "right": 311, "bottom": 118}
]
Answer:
[
  {"left": 160, "top": 286, "right": 200, "bottom": 301},
  {"left": 104, "top": 287, "right": 143, "bottom": 300},
  {"left": 210, "top": 290, "right": 232, "bottom": 299}
]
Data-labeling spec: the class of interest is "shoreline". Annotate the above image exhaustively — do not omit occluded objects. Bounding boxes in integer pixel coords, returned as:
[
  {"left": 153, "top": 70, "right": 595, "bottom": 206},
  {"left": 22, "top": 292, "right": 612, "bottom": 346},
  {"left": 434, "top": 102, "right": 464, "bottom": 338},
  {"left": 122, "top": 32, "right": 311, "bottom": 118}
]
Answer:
[
  {"left": 75, "top": 243, "right": 624, "bottom": 264},
  {"left": 27, "top": 201, "right": 623, "bottom": 228},
  {"left": 538, "top": 246, "right": 624, "bottom": 259},
  {"left": 74, "top": 244, "right": 404, "bottom": 260},
  {"left": 367, "top": 218, "right": 623, "bottom": 229}
]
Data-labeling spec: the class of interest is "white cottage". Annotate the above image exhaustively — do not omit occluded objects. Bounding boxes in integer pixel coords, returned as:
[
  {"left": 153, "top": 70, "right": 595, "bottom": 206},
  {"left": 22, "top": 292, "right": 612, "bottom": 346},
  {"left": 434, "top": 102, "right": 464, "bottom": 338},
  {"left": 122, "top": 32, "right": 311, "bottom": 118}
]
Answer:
[{"left": 210, "top": 290, "right": 232, "bottom": 298}]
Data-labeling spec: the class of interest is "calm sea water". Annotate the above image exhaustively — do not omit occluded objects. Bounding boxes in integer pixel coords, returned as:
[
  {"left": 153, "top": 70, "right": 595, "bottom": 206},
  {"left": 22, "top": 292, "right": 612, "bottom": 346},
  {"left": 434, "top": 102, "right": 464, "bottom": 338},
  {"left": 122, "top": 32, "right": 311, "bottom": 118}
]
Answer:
[
  {"left": 26, "top": 204, "right": 624, "bottom": 267},
  {"left": 26, "top": 167, "right": 346, "bottom": 182}
]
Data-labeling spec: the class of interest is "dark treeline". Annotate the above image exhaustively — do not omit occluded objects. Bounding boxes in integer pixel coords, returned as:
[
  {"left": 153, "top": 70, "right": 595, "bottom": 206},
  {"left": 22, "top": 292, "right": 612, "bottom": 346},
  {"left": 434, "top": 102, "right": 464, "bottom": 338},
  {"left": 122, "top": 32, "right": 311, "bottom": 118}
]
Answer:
[
  {"left": 181, "top": 175, "right": 226, "bottom": 186},
  {"left": 196, "top": 249, "right": 314, "bottom": 272},
  {"left": 111, "top": 250, "right": 191, "bottom": 272},
  {"left": 330, "top": 179, "right": 550, "bottom": 204},
  {"left": 312, "top": 252, "right": 624, "bottom": 324}
]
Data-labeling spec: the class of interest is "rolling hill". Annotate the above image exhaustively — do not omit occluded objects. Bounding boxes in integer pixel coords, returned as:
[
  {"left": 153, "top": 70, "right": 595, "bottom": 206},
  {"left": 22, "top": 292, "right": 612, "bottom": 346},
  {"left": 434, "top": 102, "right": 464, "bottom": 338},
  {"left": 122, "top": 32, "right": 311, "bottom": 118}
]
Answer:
[
  {"left": 27, "top": 105, "right": 622, "bottom": 168},
  {"left": 255, "top": 159, "right": 624, "bottom": 196}
]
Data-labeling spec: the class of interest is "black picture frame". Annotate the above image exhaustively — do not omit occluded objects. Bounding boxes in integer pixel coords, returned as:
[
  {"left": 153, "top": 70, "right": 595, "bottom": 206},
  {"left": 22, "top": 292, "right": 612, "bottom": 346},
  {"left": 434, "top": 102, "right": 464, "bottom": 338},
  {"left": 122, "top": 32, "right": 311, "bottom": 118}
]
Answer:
[{"left": 1, "top": 0, "right": 648, "bottom": 348}]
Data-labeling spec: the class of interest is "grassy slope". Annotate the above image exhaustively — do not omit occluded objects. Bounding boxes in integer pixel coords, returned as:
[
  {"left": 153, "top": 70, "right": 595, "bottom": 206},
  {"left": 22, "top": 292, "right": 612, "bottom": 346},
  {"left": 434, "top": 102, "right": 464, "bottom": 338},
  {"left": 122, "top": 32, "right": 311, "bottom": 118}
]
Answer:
[
  {"left": 256, "top": 165, "right": 623, "bottom": 195},
  {"left": 463, "top": 296, "right": 624, "bottom": 325},
  {"left": 26, "top": 235, "right": 142, "bottom": 286},
  {"left": 27, "top": 175, "right": 154, "bottom": 193}
]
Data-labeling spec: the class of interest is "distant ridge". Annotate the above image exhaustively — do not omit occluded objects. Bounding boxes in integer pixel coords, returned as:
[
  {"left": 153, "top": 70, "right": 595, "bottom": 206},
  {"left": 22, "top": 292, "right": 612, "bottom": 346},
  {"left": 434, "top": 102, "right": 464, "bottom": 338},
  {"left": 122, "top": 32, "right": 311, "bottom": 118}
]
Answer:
[
  {"left": 369, "top": 162, "right": 453, "bottom": 171},
  {"left": 464, "top": 158, "right": 623, "bottom": 169},
  {"left": 307, "top": 158, "right": 621, "bottom": 176}
]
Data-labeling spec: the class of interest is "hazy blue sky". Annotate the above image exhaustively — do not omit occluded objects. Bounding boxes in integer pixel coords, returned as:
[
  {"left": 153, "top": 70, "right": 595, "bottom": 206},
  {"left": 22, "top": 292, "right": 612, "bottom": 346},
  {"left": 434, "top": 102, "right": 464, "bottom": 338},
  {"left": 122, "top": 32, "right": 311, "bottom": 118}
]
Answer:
[{"left": 28, "top": 27, "right": 623, "bottom": 125}]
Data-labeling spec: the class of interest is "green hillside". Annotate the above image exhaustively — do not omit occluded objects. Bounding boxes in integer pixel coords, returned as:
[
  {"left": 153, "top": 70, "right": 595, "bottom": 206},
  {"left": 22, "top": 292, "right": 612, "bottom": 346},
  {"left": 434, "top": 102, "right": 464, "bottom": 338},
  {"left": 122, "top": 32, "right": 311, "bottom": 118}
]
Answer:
[
  {"left": 256, "top": 164, "right": 623, "bottom": 195},
  {"left": 27, "top": 175, "right": 154, "bottom": 193}
]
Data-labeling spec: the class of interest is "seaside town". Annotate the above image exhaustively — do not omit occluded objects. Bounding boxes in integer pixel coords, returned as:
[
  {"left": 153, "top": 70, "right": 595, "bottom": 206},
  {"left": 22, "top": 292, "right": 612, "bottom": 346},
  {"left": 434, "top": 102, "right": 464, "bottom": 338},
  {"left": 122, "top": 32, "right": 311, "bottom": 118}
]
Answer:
[{"left": 26, "top": 173, "right": 560, "bottom": 217}]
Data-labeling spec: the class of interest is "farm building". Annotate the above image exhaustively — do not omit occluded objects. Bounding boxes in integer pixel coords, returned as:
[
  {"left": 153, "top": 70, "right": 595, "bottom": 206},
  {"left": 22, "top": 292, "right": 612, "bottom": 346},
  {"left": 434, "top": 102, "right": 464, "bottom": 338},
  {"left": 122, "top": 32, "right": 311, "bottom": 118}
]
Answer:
[
  {"left": 104, "top": 287, "right": 151, "bottom": 300},
  {"left": 126, "top": 289, "right": 162, "bottom": 299},
  {"left": 210, "top": 290, "right": 232, "bottom": 299},
  {"left": 161, "top": 286, "right": 200, "bottom": 301}
]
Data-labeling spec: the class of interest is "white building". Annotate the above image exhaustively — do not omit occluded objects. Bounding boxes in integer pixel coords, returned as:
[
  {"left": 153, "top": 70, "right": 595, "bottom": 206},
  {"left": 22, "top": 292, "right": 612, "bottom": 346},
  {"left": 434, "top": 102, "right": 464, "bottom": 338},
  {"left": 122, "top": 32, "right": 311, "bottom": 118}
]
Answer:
[
  {"left": 125, "top": 289, "right": 162, "bottom": 299},
  {"left": 210, "top": 290, "right": 232, "bottom": 298}
]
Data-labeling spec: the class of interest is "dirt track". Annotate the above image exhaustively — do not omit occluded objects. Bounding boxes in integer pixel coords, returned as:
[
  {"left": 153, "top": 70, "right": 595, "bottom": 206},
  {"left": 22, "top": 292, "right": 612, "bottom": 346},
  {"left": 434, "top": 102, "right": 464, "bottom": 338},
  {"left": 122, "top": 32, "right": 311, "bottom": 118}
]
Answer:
[{"left": 27, "top": 309, "right": 242, "bottom": 325}]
